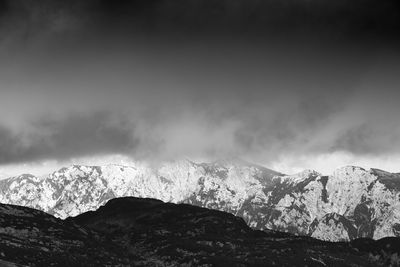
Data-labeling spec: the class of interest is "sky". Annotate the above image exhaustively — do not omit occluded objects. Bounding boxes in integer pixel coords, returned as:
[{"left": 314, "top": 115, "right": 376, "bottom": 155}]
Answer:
[{"left": 0, "top": 0, "right": 400, "bottom": 177}]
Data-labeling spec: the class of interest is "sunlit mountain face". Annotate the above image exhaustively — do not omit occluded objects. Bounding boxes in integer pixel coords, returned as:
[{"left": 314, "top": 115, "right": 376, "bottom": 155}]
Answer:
[{"left": 1, "top": 160, "right": 400, "bottom": 243}]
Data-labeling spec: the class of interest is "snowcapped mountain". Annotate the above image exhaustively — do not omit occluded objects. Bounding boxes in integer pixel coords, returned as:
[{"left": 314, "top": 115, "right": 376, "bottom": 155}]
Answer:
[{"left": 0, "top": 159, "right": 400, "bottom": 242}]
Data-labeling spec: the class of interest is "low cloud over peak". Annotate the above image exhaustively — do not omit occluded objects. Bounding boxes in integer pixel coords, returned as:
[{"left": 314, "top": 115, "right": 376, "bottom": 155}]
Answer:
[{"left": 0, "top": 0, "right": 400, "bottom": 174}]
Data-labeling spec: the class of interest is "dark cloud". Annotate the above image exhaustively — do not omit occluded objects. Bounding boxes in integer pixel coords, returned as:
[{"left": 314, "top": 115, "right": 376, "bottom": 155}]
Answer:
[
  {"left": 89, "top": 0, "right": 400, "bottom": 38},
  {"left": 0, "top": 0, "right": 8, "bottom": 16},
  {"left": 0, "top": 112, "right": 137, "bottom": 164},
  {"left": 332, "top": 124, "right": 376, "bottom": 154},
  {"left": 0, "top": 0, "right": 399, "bottom": 171},
  {"left": 330, "top": 120, "right": 400, "bottom": 156},
  {"left": 1, "top": 0, "right": 400, "bottom": 41}
]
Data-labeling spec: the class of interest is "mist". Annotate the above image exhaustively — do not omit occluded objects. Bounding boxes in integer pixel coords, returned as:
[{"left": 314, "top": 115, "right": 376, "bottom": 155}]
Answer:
[{"left": 0, "top": 0, "right": 400, "bottom": 176}]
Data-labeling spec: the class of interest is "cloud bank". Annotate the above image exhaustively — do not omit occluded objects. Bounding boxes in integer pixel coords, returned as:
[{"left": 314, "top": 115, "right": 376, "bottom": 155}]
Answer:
[
  {"left": 0, "top": 0, "right": 399, "bottom": 174},
  {"left": 0, "top": 112, "right": 136, "bottom": 164}
]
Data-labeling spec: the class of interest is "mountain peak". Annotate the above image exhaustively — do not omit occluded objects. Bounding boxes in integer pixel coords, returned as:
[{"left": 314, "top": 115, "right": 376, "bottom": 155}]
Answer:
[
  {"left": 336, "top": 165, "right": 367, "bottom": 172},
  {"left": 213, "top": 157, "right": 249, "bottom": 166},
  {"left": 298, "top": 169, "right": 320, "bottom": 176},
  {"left": 15, "top": 173, "right": 36, "bottom": 179},
  {"left": 2, "top": 160, "right": 400, "bottom": 243},
  {"left": 279, "top": 169, "right": 320, "bottom": 184},
  {"left": 332, "top": 166, "right": 369, "bottom": 178}
]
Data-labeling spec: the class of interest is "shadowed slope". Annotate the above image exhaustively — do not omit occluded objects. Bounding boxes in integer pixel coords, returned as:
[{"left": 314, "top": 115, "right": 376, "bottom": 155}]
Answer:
[
  {"left": 70, "top": 197, "right": 380, "bottom": 266},
  {"left": 0, "top": 203, "right": 129, "bottom": 266}
]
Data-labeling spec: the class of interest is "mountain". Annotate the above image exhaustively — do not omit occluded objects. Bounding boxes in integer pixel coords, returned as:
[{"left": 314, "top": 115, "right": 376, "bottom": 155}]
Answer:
[
  {"left": 0, "top": 159, "right": 281, "bottom": 219},
  {"left": 1, "top": 197, "right": 399, "bottom": 266},
  {"left": 1, "top": 160, "right": 400, "bottom": 242}
]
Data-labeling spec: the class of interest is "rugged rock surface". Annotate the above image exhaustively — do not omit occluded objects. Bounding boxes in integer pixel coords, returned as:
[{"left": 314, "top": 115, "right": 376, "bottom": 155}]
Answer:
[
  {"left": 0, "top": 202, "right": 128, "bottom": 266},
  {"left": 1, "top": 197, "right": 399, "bottom": 266},
  {"left": 1, "top": 160, "right": 400, "bottom": 241}
]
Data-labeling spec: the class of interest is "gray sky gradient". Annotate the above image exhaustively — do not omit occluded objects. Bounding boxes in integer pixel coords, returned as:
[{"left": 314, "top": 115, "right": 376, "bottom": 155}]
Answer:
[{"left": 0, "top": 0, "right": 400, "bottom": 174}]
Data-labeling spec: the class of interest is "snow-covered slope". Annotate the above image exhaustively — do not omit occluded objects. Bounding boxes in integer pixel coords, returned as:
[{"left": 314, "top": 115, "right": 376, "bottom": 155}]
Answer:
[
  {"left": 1, "top": 160, "right": 400, "bottom": 241},
  {"left": 0, "top": 159, "right": 279, "bottom": 218}
]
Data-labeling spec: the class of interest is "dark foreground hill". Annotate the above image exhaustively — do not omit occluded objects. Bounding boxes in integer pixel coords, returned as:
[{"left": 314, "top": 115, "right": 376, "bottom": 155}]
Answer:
[{"left": 0, "top": 197, "right": 399, "bottom": 266}]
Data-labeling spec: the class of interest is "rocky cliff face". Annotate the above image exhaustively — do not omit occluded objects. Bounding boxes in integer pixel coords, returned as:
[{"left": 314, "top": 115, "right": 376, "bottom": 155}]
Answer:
[{"left": 1, "top": 160, "right": 400, "bottom": 242}]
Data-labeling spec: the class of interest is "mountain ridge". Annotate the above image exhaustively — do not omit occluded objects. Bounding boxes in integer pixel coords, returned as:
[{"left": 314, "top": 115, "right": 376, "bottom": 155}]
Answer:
[
  {"left": 1, "top": 160, "right": 400, "bottom": 241},
  {"left": 3, "top": 196, "right": 400, "bottom": 266}
]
